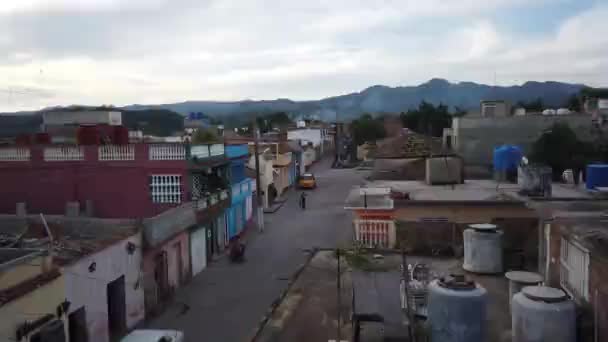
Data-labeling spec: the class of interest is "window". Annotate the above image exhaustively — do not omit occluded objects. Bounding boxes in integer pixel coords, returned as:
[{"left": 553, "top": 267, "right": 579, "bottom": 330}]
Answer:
[
  {"left": 560, "top": 238, "right": 589, "bottom": 300},
  {"left": 150, "top": 175, "right": 182, "bottom": 203}
]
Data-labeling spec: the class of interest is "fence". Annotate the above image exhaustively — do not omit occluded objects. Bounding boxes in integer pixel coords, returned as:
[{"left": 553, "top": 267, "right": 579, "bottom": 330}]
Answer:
[
  {"left": 354, "top": 219, "right": 396, "bottom": 248},
  {"left": 0, "top": 147, "right": 30, "bottom": 161},
  {"left": 99, "top": 145, "right": 135, "bottom": 161},
  {"left": 149, "top": 144, "right": 186, "bottom": 160},
  {"left": 43, "top": 146, "right": 84, "bottom": 161}
]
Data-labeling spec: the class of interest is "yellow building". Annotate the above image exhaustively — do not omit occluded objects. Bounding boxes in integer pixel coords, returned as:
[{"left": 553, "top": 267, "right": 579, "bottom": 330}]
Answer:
[{"left": 0, "top": 249, "right": 68, "bottom": 342}]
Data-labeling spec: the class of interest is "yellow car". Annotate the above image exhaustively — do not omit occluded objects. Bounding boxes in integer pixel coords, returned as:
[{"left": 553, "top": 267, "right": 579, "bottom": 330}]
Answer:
[{"left": 298, "top": 173, "right": 317, "bottom": 189}]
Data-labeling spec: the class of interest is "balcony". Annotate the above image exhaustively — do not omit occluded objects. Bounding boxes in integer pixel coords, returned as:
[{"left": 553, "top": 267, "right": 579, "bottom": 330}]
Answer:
[
  {"left": 0, "top": 143, "right": 225, "bottom": 166},
  {"left": 192, "top": 188, "right": 231, "bottom": 224}
]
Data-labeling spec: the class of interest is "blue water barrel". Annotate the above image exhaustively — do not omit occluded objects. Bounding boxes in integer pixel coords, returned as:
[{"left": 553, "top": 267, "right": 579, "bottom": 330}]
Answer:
[
  {"left": 586, "top": 164, "right": 608, "bottom": 189},
  {"left": 494, "top": 145, "right": 522, "bottom": 172}
]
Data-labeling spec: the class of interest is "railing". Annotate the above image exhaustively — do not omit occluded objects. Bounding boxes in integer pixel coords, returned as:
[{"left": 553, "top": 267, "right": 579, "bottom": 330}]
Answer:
[
  {"left": 99, "top": 145, "right": 135, "bottom": 161},
  {"left": 190, "top": 143, "right": 225, "bottom": 159},
  {"left": 354, "top": 219, "right": 396, "bottom": 248},
  {"left": 44, "top": 146, "right": 84, "bottom": 161},
  {"left": 210, "top": 144, "right": 224, "bottom": 156},
  {"left": 149, "top": 144, "right": 186, "bottom": 160},
  {"left": 0, "top": 147, "right": 30, "bottom": 161}
]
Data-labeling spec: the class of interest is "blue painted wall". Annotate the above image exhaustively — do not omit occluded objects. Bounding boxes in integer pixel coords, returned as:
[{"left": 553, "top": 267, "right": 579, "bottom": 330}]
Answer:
[{"left": 227, "top": 178, "right": 252, "bottom": 239}]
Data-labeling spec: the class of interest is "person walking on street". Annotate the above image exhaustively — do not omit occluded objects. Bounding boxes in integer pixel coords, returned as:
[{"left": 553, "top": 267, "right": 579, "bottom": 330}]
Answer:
[{"left": 300, "top": 192, "right": 307, "bottom": 210}]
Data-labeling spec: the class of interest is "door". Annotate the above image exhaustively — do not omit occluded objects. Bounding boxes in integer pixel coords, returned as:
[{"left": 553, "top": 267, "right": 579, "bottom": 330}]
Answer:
[
  {"left": 68, "top": 307, "right": 89, "bottom": 342},
  {"left": 173, "top": 242, "right": 183, "bottom": 286},
  {"left": 206, "top": 225, "right": 214, "bottom": 260},
  {"left": 190, "top": 227, "right": 207, "bottom": 276},
  {"left": 107, "top": 275, "right": 127, "bottom": 340},
  {"left": 154, "top": 251, "right": 169, "bottom": 301}
]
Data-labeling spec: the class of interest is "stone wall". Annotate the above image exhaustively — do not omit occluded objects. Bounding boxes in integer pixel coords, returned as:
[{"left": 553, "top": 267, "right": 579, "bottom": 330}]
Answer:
[{"left": 454, "top": 115, "right": 598, "bottom": 166}]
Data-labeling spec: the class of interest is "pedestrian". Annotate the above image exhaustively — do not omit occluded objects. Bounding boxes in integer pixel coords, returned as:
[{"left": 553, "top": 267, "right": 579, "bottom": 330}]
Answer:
[{"left": 300, "top": 192, "right": 307, "bottom": 210}]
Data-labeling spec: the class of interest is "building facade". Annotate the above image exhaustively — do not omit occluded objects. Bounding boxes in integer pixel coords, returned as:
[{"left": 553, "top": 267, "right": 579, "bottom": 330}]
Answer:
[{"left": 225, "top": 144, "right": 253, "bottom": 241}]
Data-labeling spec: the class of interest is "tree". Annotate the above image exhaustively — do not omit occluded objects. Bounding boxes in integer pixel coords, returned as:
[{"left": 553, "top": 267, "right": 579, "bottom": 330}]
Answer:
[
  {"left": 351, "top": 113, "right": 386, "bottom": 145},
  {"left": 516, "top": 98, "right": 544, "bottom": 112},
  {"left": 530, "top": 123, "right": 594, "bottom": 179},
  {"left": 399, "top": 101, "right": 452, "bottom": 137},
  {"left": 192, "top": 128, "right": 219, "bottom": 143},
  {"left": 565, "top": 94, "right": 581, "bottom": 112}
]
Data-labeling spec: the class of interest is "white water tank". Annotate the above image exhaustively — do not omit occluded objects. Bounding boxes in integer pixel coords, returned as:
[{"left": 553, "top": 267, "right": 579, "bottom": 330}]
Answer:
[
  {"left": 463, "top": 224, "right": 503, "bottom": 274},
  {"left": 557, "top": 108, "right": 570, "bottom": 115},
  {"left": 427, "top": 275, "right": 487, "bottom": 342},
  {"left": 512, "top": 286, "right": 576, "bottom": 342}
]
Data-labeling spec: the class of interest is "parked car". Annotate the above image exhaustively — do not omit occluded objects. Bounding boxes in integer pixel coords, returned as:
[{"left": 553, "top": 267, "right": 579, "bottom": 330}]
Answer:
[
  {"left": 298, "top": 173, "right": 317, "bottom": 189},
  {"left": 121, "top": 330, "right": 184, "bottom": 342}
]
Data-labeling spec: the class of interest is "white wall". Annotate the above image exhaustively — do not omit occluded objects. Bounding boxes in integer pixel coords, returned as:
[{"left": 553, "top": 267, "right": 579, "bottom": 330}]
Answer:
[
  {"left": 43, "top": 111, "right": 122, "bottom": 126},
  {"left": 64, "top": 233, "right": 145, "bottom": 342},
  {"left": 288, "top": 129, "right": 322, "bottom": 147}
]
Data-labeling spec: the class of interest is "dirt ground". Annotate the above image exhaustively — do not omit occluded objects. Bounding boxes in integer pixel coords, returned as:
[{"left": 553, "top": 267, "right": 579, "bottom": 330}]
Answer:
[{"left": 254, "top": 250, "right": 513, "bottom": 342}]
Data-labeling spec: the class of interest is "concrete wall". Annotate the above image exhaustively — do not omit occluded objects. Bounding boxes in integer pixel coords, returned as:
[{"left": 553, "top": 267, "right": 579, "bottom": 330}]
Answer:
[
  {"left": 248, "top": 155, "right": 274, "bottom": 208},
  {"left": 64, "top": 232, "right": 145, "bottom": 342},
  {"left": 454, "top": 115, "right": 596, "bottom": 166},
  {"left": 396, "top": 217, "right": 538, "bottom": 267},
  {"left": 0, "top": 275, "right": 66, "bottom": 342}
]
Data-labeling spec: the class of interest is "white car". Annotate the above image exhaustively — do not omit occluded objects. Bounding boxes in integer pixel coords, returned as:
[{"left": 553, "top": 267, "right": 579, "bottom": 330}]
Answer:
[{"left": 121, "top": 330, "right": 184, "bottom": 342}]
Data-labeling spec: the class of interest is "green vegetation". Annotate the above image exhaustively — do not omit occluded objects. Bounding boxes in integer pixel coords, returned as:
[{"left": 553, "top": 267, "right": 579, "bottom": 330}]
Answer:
[
  {"left": 122, "top": 109, "right": 184, "bottom": 136},
  {"left": 515, "top": 98, "right": 544, "bottom": 112},
  {"left": 399, "top": 101, "right": 452, "bottom": 137},
  {"left": 351, "top": 113, "right": 386, "bottom": 145},
  {"left": 192, "top": 128, "right": 219, "bottom": 143},
  {"left": 530, "top": 123, "right": 595, "bottom": 179}
]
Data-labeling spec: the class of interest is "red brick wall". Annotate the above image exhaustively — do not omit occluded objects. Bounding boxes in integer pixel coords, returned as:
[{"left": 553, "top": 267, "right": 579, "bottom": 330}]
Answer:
[{"left": 0, "top": 144, "right": 187, "bottom": 218}]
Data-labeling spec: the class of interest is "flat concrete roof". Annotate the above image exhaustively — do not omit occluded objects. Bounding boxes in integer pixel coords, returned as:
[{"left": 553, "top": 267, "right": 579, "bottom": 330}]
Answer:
[{"left": 366, "top": 179, "right": 592, "bottom": 203}]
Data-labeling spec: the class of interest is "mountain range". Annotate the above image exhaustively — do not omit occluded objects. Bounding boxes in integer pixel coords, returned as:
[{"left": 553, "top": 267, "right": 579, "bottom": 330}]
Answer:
[
  {"left": 0, "top": 79, "right": 587, "bottom": 136},
  {"left": 122, "top": 78, "right": 585, "bottom": 121}
]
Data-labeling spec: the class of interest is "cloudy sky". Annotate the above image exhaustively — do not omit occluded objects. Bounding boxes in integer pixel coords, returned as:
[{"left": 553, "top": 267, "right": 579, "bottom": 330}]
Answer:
[{"left": 1, "top": 0, "right": 606, "bottom": 112}]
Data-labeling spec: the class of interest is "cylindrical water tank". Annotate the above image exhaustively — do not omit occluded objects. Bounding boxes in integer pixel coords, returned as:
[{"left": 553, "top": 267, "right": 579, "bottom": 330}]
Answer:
[
  {"left": 428, "top": 275, "right": 487, "bottom": 342},
  {"left": 504, "top": 271, "right": 543, "bottom": 307},
  {"left": 463, "top": 224, "right": 503, "bottom": 274},
  {"left": 512, "top": 286, "right": 576, "bottom": 342}
]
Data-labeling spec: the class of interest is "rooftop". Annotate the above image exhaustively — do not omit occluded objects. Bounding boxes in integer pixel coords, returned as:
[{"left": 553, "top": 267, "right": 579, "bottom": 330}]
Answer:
[
  {"left": 0, "top": 215, "right": 138, "bottom": 266},
  {"left": 367, "top": 179, "right": 592, "bottom": 203}
]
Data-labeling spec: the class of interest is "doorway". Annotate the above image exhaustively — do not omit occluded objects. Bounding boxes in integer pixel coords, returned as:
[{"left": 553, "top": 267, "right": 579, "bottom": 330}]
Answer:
[
  {"left": 68, "top": 307, "right": 89, "bottom": 342},
  {"left": 154, "top": 251, "right": 170, "bottom": 301},
  {"left": 107, "top": 275, "right": 126, "bottom": 340}
]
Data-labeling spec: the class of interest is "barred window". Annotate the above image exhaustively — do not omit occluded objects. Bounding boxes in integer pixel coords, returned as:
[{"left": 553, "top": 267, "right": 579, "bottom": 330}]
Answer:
[{"left": 150, "top": 175, "right": 182, "bottom": 204}]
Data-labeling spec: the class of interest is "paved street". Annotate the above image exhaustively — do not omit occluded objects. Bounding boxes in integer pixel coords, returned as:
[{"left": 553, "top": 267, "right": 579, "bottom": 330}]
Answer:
[{"left": 147, "top": 158, "right": 365, "bottom": 341}]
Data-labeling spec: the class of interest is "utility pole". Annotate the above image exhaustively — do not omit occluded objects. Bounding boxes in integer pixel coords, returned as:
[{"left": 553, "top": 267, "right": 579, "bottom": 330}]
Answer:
[
  {"left": 253, "top": 116, "right": 265, "bottom": 232},
  {"left": 336, "top": 248, "right": 342, "bottom": 342}
]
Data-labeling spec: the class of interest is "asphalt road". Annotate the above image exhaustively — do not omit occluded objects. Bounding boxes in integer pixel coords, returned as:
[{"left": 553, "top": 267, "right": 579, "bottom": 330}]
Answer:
[{"left": 147, "top": 158, "right": 365, "bottom": 342}]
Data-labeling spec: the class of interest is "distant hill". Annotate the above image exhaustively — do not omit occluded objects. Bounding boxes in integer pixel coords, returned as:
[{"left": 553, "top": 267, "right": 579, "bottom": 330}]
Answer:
[
  {"left": 0, "top": 79, "right": 587, "bottom": 136},
  {"left": 122, "top": 79, "right": 586, "bottom": 121}
]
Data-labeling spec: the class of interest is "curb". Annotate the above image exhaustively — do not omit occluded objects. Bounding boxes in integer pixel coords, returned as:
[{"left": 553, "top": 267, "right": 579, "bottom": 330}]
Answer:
[{"left": 247, "top": 248, "right": 318, "bottom": 342}]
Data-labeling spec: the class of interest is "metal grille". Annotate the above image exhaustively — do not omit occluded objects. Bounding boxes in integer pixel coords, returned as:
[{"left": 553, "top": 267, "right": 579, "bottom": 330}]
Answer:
[
  {"left": 150, "top": 175, "right": 182, "bottom": 204},
  {"left": 560, "top": 238, "right": 589, "bottom": 300}
]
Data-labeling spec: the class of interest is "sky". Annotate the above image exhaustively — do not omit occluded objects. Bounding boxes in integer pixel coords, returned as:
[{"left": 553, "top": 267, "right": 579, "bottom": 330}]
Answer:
[{"left": 0, "top": 0, "right": 607, "bottom": 112}]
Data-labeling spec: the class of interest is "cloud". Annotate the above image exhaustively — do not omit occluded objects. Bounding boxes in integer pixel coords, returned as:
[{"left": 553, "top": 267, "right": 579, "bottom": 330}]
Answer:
[{"left": 0, "top": 0, "right": 605, "bottom": 112}]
